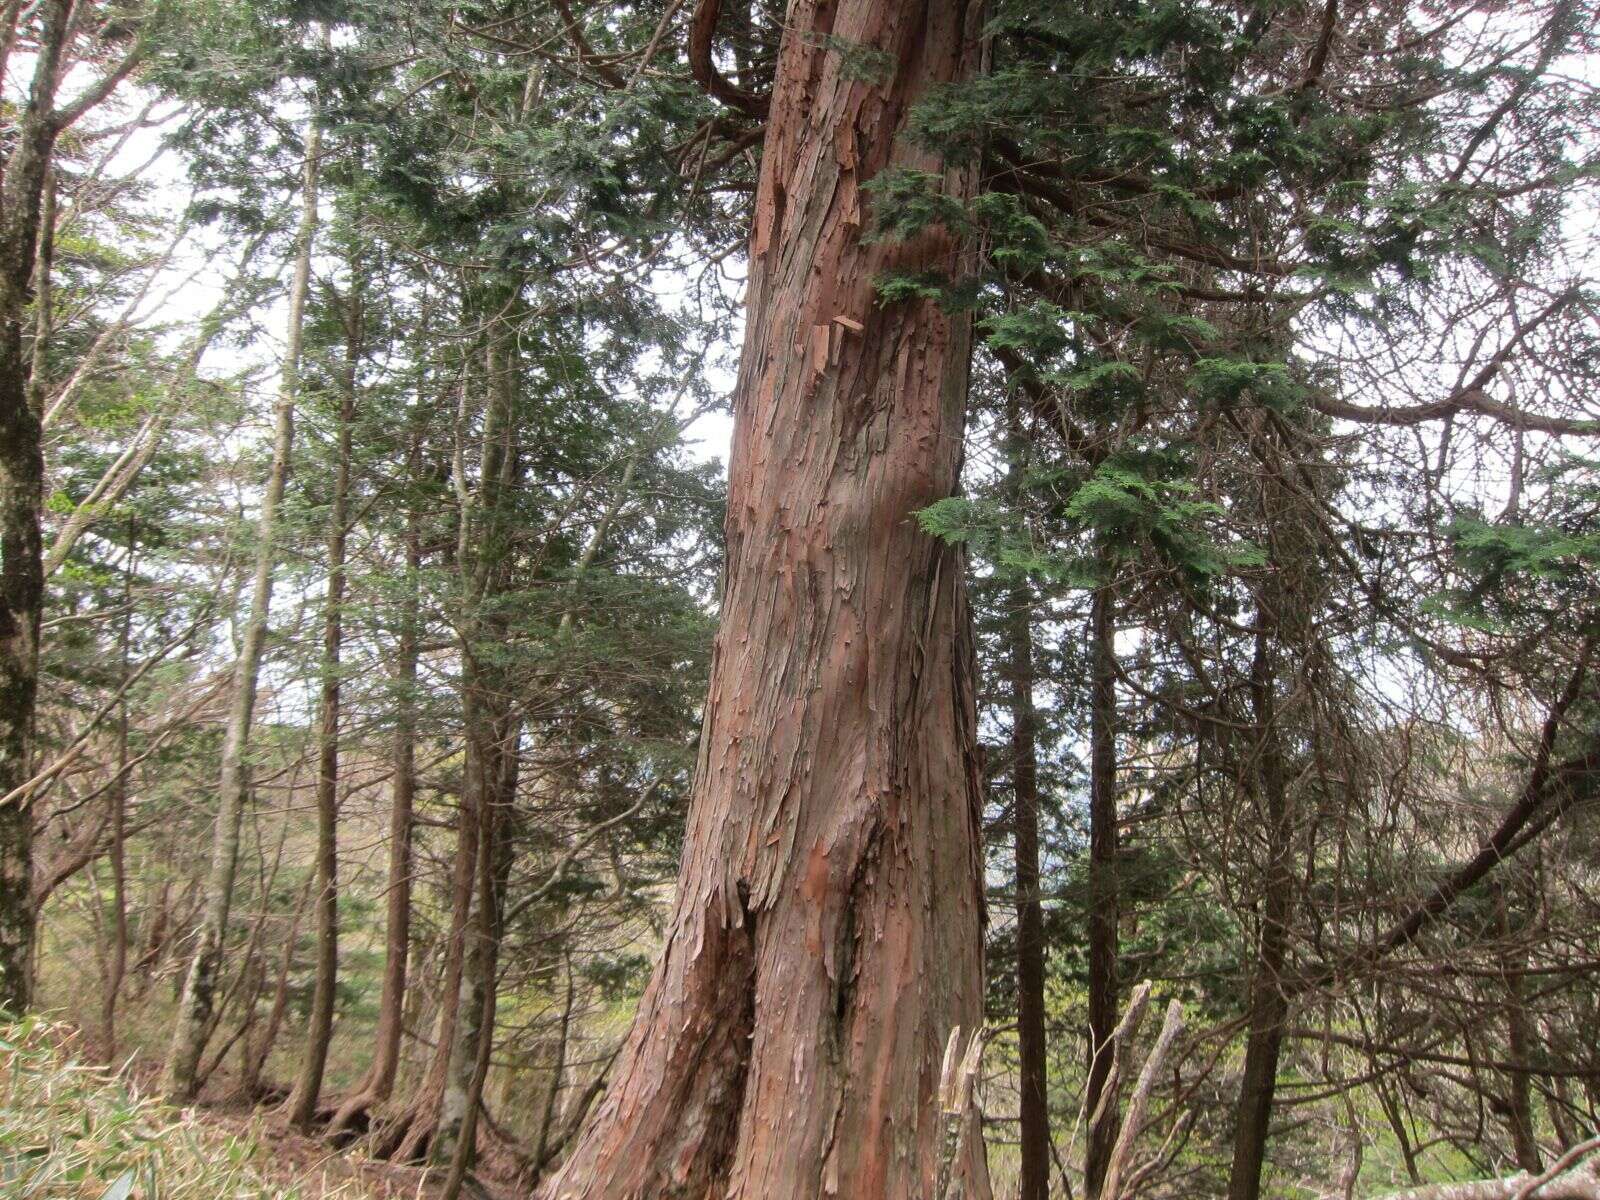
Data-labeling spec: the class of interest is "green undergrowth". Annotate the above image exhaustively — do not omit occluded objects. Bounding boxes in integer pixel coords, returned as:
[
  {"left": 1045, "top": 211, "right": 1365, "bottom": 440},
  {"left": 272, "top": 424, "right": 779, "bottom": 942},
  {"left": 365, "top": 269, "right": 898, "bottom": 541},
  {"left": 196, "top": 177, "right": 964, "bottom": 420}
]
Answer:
[{"left": 0, "top": 1016, "right": 354, "bottom": 1200}]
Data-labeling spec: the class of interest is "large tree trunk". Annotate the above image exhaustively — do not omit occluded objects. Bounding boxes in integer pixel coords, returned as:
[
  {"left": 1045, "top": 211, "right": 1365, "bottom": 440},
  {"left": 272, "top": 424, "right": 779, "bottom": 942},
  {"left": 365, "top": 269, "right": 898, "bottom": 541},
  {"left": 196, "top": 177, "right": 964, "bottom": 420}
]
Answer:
[
  {"left": 163, "top": 119, "right": 321, "bottom": 1101},
  {"left": 285, "top": 276, "right": 360, "bottom": 1128},
  {"left": 1085, "top": 581, "right": 1120, "bottom": 1198},
  {"left": 537, "top": 0, "right": 990, "bottom": 1194}
]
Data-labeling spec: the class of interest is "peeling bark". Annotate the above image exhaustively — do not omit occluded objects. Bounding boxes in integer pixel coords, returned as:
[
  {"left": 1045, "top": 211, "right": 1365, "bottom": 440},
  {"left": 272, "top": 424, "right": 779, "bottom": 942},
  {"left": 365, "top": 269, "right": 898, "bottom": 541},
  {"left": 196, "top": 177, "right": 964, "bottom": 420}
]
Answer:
[{"left": 537, "top": 0, "right": 990, "bottom": 1194}]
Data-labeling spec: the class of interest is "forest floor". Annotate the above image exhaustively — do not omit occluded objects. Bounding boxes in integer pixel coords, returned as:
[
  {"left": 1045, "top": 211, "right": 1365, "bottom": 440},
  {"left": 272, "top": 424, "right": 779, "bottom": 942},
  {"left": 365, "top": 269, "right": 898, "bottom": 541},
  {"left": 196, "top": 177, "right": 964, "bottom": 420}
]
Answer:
[{"left": 0, "top": 1018, "right": 523, "bottom": 1200}]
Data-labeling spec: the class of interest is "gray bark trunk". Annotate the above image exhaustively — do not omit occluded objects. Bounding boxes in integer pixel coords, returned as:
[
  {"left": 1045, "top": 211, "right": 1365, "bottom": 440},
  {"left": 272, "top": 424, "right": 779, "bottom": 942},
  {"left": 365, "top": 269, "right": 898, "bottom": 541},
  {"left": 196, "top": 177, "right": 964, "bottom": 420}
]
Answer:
[{"left": 163, "top": 119, "right": 321, "bottom": 1101}]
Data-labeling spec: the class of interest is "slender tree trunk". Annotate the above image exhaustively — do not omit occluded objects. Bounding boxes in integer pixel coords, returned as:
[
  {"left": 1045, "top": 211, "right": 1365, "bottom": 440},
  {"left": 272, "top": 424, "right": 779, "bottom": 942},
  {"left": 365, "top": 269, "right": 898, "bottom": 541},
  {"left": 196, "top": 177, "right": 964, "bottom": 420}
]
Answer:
[
  {"left": 381, "top": 725, "right": 481, "bottom": 1162},
  {"left": 1011, "top": 586, "right": 1050, "bottom": 1200},
  {"left": 537, "top": 1, "right": 990, "bottom": 1193},
  {"left": 240, "top": 872, "right": 316, "bottom": 1101},
  {"left": 163, "top": 119, "right": 321, "bottom": 1101},
  {"left": 102, "top": 543, "right": 134, "bottom": 1054},
  {"left": 434, "top": 310, "right": 519, "bottom": 1163},
  {"left": 1226, "top": 626, "right": 1294, "bottom": 1200},
  {"left": 329, "top": 427, "right": 421, "bottom": 1137},
  {"left": 380, "top": 304, "right": 518, "bottom": 1163},
  {"left": 438, "top": 713, "right": 516, "bottom": 1162},
  {"left": 1496, "top": 885, "right": 1541, "bottom": 1174},
  {"left": 285, "top": 274, "right": 360, "bottom": 1128},
  {"left": 1003, "top": 434, "right": 1049, "bottom": 1200},
  {"left": 1086, "top": 581, "right": 1121, "bottom": 1198},
  {"left": 440, "top": 714, "right": 515, "bottom": 1190},
  {"left": 533, "top": 956, "right": 576, "bottom": 1173},
  {"left": 0, "top": 0, "right": 74, "bottom": 1015}
]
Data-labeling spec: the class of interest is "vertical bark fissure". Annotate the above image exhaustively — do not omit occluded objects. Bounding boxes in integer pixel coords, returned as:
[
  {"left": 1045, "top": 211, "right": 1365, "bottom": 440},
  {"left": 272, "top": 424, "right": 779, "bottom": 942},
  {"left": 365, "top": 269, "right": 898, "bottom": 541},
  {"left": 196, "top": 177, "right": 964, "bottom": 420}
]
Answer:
[{"left": 538, "top": 0, "right": 990, "bottom": 1194}]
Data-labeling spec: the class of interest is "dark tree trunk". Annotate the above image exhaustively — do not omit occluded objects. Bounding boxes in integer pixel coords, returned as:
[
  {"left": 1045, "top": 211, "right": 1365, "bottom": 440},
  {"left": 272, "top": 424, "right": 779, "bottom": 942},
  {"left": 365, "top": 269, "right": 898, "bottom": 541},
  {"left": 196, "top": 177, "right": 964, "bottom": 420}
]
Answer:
[
  {"left": 103, "top": 553, "right": 135, "bottom": 1054},
  {"left": 440, "top": 713, "right": 515, "bottom": 1198},
  {"left": 328, "top": 426, "right": 422, "bottom": 1139},
  {"left": 1085, "top": 581, "right": 1120, "bottom": 1198},
  {"left": 379, "top": 305, "right": 519, "bottom": 1165},
  {"left": 1495, "top": 885, "right": 1541, "bottom": 1174},
  {"left": 537, "top": 1, "right": 990, "bottom": 1194},
  {"left": 1226, "top": 626, "right": 1294, "bottom": 1200},
  {"left": 0, "top": 0, "right": 73, "bottom": 1016},
  {"left": 1003, "top": 412, "right": 1049, "bottom": 1200},
  {"left": 377, "top": 724, "right": 481, "bottom": 1163},
  {"left": 285, "top": 280, "right": 360, "bottom": 1128}
]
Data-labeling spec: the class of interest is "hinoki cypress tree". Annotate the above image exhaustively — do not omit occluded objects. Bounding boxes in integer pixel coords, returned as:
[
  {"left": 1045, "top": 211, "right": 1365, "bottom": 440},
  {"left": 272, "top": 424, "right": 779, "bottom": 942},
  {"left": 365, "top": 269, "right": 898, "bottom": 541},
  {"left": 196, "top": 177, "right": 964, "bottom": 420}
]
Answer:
[{"left": 539, "top": 0, "right": 993, "bottom": 1194}]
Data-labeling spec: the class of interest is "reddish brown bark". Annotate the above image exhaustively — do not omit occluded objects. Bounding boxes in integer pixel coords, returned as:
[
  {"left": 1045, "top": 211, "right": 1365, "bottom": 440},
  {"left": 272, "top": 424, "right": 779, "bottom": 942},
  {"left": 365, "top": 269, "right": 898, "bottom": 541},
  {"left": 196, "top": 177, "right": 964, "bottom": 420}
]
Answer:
[{"left": 537, "top": 0, "right": 990, "bottom": 1195}]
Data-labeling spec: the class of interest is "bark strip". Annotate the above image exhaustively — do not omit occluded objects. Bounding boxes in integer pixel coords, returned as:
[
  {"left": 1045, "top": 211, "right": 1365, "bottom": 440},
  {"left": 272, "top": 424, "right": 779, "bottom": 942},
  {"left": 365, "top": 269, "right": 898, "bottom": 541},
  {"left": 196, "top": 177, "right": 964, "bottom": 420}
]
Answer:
[{"left": 539, "top": 0, "right": 991, "bottom": 1194}]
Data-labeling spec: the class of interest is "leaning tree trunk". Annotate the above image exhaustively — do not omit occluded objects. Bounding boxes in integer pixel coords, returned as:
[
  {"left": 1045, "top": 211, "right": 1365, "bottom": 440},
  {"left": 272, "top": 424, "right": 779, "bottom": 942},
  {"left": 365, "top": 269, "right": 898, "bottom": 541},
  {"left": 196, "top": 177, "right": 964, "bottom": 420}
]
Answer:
[
  {"left": 163, "top": 118, "right": 321, "bottom": 1102},
  {"left": 537, "top": 0, "right": 990, "bottom": 1194}
]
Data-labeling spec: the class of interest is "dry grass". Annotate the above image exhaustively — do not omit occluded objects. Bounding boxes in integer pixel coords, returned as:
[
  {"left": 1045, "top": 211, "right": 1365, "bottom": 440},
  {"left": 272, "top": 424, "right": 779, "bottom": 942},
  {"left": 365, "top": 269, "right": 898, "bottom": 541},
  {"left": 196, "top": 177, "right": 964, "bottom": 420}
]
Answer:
[{"left": 0, "top": 1016, "right": 366, "bottom": 1200}]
